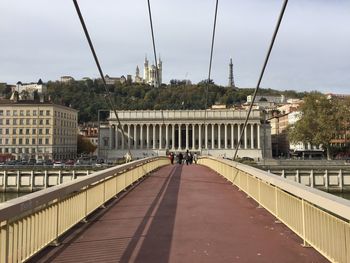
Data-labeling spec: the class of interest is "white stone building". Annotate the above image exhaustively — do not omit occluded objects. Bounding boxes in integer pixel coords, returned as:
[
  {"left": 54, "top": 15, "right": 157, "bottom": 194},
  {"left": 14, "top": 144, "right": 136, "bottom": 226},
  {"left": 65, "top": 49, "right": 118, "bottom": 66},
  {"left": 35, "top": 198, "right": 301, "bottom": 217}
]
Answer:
[
  {"left": 13, "top": 79, "right": 47, "bottom": 97},
  {"left": 99, "top": 109, "right": 271, "bottom": 160}
]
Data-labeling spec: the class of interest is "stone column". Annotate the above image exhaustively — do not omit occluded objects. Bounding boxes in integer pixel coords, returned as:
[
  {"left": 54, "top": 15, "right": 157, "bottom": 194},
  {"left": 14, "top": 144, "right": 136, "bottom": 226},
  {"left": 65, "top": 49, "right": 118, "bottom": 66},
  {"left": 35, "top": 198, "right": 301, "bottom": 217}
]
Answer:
[
  {"left": 165, "top": 124, "right": 169, "bottom": 149},
  {"left": 218, "top": 124, "right": 221, "bottom": 149},
  {"left": 251, "top": 124, "right": 254, "bottom": 149},
  {"left": 224, "top": 124, "right": 228, "bottom": 149},
  {"left": 211, "top": 124, "right": 215, "bottom": 149},
  {"left": 257, "top": 124, "right": 261, "bottom": 149},
  {"left": 172, "top": 124, "right": 175, "bottom": 149},
  {"left": 199, "top": 124, "right": 202, "bottom": 150},
  {"left": 109, "top": 126, "right": 113, "bottom": 150},
  {"left": 244, "top": 125, "right": 247, "bottom": 149},
  {"left": 159, "top": 124, "right": 162, "bottom": 149},
  {"left": 127, "top": 124, "right": 131, "bottom": 149},
  {"left": 115, "top": 126, "right": 119, "bottom": 149},
  {"left": 146, "top": 124, "right": 150, "bottom": 149},
  {"left": 140, "top": 125, "right": 143, "bottom": 149},
  {"left": 231, "top": 124, "right": 234, "bottom": 149},
  {"left": 238, "top": 124, "right": 241, "bottom": 149},
  {"left": 153, "top": 124, "right": 156, "bottom": 149},
  {"left": 185, "top": 124, "right": 189, "bottom": 150},
  {"left": 178, "top": 124, "right": 182, "bottom": 149},
  {"left": 192, "top": 124, "right": 195, "bottom": 150},
  {"left": 134, "top": 124, "right": 137, "bottom": 149},
  {"left": 121, "top": 126, "right": 125, "bottom": 150},
  {"left": 205, "top": 124, "right": 208, "bottom": 149}
]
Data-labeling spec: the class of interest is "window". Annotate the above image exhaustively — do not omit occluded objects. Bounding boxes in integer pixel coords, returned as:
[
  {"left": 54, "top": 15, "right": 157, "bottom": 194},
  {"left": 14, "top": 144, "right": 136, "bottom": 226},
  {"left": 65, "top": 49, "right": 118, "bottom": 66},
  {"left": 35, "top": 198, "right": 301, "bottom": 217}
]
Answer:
[
  {"left": 39, "top": 138, "right": 42, "bottom": 145},
  {"left": 46, "top": 119, "right": 50, "bottom": 125},
  {"left": 39, "top": 119, "right": 43, "bottom": 125},
  {"left": 0, "top": 139, "right": 2, "bottom": 145},
  {"left": 20, "top": 119, "right": 24, "bottom": 125},
  {"left": 32, "top": 139, "right": 36, "bottom": 144},
  {"left": 19, "top": 138, "right": 23, "bottom": 145},
  {"left": 25, "top": 148, "right": 29, "bottom": 154},
  {"left": 5, "top": 139, "right": 9, "bottom": 144},
  {"left": 32, "top": 129, "right": 36, "bottom": 134},
  {"left": 12, "top": 129, "right": 16, "bottom": 135},
  {"left": 26, "top": 119, "right": 30, "bottom": 125},
  {"left": 4, "top": 148, "right": 8, "bottom": 153},
  {"left": 18, "top": 148, "right": 22, "bottom": 153},
  {"left": 39, "top": 110, "right": 44, "bottom": 116},
  {"left": 13, "top": 110, "right": 18, "bottom": 116},
  {"left": 12, "top": 139, "right": 16, "bottom": 144},
  {"left": 19, "top": 129, "right": 23, "bottom": 135},
  {"left": 11, "top": 148, "right": 15, "bottom": 153},
  {"left": 6, "top": 119, "right": 10, "bottom": 125},
  {"left": 6, "top": 110, "right": 10, "bottom": 116},
  {"left": 26, "top": 110, "right": 30, "bottom": 116},
  {"left": 46, "top": 110, "right": 50, "bottom": 116},
  {"left": 20, "top": 110, "right": 24, "bottom": 116},
  {"left": 46, "top": 128, "right": 50, "bottom": 134},
  {"left": 0, "top": 110, "right": 3, "bottom": 116},
  {"left": 26, "top": 129, "right": 30, "bottom": 135},
  {"left": 33, "top": 119, "right": 36, "bottom": 125},
  {"left": 39, "top": 129, "right": 43, "bottom": 134},
  {"left": 45, "top": 138, "right": 49, "bottom": 145},
  {"left": 0, "top": 119, "right": 2, "bottom": 125},
  {"left": 13, "top": 119, "right": 17, "bottom": 125},
  {"left": 5, "top": 129, "right": 9, "bottom": 135},
  {"left": 26, "top": 139, "right": 29, "bottom": 145},
  {"left": 33, "top": 110, "right": 37, "bottom": 116},
  {"left": 0, "top": 128, "right": 2, "bottom": 134}
]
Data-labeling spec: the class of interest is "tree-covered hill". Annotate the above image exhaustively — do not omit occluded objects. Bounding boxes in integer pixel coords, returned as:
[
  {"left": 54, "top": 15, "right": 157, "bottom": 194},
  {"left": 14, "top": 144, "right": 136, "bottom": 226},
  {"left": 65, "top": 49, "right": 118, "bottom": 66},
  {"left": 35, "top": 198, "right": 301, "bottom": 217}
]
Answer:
[{"left": 1, "top": 80, "right": 307, "bottom": 123}]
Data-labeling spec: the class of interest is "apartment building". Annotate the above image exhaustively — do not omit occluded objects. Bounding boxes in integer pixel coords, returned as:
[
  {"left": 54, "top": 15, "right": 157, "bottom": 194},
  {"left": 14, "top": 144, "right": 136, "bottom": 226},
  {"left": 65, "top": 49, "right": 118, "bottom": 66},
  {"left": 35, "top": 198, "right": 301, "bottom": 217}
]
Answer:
[{"left": 0, "top": 100, "right": 78, "bottom": 161}]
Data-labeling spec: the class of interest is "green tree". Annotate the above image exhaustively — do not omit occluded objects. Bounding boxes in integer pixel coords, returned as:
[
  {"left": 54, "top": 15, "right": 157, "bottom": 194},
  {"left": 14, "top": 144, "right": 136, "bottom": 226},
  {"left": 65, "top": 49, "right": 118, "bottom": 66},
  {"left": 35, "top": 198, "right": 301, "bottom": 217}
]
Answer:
[
  {"left": 77, "top": 135, "right": 97, "bottom": 155},
  {"left": 288, "top": 92, "right": 341, "bottom": 160}
]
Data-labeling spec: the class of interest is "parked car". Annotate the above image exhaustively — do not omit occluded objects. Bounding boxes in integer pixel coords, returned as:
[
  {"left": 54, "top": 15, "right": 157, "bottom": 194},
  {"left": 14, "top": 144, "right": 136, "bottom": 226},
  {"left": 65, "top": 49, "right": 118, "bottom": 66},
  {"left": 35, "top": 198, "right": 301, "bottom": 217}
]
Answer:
[
  {"left": 65, "top": 160, "right": 75, "bottom": 166},
  {"left": 53, "top": 161, "right": 65, "bottom": 168},
  {"left": 44, "top": 160, "right": 53, "bottom": 166}
]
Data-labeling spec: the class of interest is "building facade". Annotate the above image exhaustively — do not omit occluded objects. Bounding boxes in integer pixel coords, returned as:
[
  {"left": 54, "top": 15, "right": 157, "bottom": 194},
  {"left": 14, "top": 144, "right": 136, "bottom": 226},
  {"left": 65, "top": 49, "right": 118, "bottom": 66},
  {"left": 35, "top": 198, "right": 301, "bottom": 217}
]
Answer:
[
  {"left": 99, "top": 109, "right": 271, "bottom": 160},
  {"left": 0, "top": 100, "right": 78, "bottom": 161}
]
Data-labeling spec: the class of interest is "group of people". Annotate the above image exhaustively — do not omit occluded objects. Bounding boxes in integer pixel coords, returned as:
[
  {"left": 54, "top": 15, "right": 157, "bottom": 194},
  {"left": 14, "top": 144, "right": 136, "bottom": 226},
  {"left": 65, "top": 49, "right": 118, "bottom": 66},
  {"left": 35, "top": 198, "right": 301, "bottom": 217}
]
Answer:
[{"left": 169, "top": 150, "right": 198, "bottom": 165}]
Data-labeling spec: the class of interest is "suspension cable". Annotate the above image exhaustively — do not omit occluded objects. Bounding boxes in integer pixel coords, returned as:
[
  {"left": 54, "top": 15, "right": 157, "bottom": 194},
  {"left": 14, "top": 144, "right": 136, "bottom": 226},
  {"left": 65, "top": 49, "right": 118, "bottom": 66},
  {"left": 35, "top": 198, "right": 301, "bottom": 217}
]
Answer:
[
  {"left": 233, "top": 0, "right": 288, "bottom": 160},
  {"left": 147, "top": 0, "right": 160, "bottom": 89},
  {"left": 205, "top": 0, "right": 219, "bottom": 111},
  {"left": 72, "top": 0, "right": 132, "bottom": 159}
]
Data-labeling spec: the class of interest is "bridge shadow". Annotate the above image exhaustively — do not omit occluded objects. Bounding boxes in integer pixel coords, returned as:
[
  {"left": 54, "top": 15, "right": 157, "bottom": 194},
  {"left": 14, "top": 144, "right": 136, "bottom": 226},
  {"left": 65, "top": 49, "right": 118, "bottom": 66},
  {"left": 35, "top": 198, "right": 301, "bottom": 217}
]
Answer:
[{"left": 120, "top": 164, "right": 182, "bottom": 263}]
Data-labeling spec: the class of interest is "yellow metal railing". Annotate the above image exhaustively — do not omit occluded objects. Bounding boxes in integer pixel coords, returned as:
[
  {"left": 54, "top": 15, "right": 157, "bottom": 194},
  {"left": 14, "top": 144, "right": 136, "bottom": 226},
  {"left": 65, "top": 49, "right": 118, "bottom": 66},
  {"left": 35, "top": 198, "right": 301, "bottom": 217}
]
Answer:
[
  {"left": 199, "top": 157, "right": 350, "bottom": 263},
  {"left": 0, "top": 157, "right": 169, "bottom": 263}
]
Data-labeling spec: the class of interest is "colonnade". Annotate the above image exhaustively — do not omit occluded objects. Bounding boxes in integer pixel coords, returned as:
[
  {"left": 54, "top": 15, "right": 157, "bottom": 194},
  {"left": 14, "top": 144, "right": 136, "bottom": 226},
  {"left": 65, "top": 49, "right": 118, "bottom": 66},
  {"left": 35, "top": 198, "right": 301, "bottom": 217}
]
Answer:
[{"left": 109, "top": 122, "right": 261, "bottom": 151}]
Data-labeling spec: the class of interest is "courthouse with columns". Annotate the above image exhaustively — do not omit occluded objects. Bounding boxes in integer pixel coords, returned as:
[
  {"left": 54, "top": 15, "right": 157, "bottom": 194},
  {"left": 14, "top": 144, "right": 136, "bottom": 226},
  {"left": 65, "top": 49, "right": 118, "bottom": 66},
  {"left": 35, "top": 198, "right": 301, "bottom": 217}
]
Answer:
[{"left": 99, "top": 109, "right": 271, "bottom": 160}]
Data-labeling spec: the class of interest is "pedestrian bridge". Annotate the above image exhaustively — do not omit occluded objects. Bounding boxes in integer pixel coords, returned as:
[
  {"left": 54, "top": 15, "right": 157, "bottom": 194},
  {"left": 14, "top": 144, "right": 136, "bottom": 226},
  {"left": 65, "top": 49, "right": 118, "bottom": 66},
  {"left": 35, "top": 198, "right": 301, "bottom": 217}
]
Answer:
[{"left": 1, "top": 157, "right": 349, "bottom": 262}]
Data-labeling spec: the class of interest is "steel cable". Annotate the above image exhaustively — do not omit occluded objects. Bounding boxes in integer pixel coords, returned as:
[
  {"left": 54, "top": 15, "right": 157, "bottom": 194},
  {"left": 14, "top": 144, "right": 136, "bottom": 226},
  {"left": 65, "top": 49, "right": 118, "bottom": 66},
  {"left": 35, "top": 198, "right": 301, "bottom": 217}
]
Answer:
[
  {"left": 233, "top": 0, "right": 289, "bottom": 160},
  {"left": 72, "top": 0, "right": 132, "bottom": 158}
]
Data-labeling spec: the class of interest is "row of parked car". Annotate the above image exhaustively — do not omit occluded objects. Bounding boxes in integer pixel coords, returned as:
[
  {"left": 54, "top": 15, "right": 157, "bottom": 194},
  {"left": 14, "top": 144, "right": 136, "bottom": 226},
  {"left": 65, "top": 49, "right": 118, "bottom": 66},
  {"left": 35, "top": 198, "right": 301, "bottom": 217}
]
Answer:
[{"left": 0, "top": 158, "right": 111, "bottom": 168}]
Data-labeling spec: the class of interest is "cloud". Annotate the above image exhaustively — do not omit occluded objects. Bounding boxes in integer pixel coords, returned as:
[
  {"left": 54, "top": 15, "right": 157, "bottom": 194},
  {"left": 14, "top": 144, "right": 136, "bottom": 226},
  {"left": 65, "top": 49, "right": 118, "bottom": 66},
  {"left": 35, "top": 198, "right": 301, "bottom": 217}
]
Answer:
[{"left": 0, "top": 0, "right": 349, "bottom": 93}]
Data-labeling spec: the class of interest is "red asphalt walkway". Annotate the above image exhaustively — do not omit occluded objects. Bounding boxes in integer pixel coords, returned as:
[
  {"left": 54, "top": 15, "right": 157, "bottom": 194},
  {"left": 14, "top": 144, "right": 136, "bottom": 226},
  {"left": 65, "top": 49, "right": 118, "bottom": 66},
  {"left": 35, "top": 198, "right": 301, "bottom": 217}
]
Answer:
[{"left": 31, "top": 164, "right": 328, "bottom": 263}]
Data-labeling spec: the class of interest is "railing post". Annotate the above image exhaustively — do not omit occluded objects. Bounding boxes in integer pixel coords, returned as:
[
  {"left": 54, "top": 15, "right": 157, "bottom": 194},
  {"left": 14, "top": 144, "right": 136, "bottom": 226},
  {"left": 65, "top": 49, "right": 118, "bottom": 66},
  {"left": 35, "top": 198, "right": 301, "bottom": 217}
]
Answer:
[
  {"left": 324, "top": 170, "right": 329, "bottom": 191},
  {"left": 17, "top": 170, "right": 20, "bottom": 192},
  {"left": 274, "top": 187, "right": 280, "bottom": 222},
  {"left": 0, "top": 221, "right": 9, "bottom": 263},
  {"left": 50, "top": 202, "right": 60, "bottom": 247},
  {"left": 44, "top": 170, "right": 48, "bottom": 188},
  {"left": 296, "top": 169, "right": 299, "bottom": 183},
  {"left": 30, "top": 171, "right": 34, "bottom": 192},
  {"left": 301, "top": 199, "right": 310, "bottom": 247},
  {"left": 310, "top": 170, "right": 314, "bottom": 188},
  {"left": 338, "top": 169, "right": 343, "bottom": 192}
]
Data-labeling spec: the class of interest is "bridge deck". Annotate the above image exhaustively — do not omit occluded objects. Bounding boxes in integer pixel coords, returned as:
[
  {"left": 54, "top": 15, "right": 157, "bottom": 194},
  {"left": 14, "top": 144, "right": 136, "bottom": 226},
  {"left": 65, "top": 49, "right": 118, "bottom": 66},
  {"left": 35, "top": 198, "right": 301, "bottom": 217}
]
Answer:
[{"left": 31, "top": 164, "right": 328, "bottom": 263}]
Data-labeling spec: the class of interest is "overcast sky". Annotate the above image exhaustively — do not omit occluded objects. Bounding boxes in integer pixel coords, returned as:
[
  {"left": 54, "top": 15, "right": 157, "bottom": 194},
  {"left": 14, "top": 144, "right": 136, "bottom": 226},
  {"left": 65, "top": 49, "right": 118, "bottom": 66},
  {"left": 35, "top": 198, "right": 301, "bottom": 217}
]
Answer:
[{"left": 0, "top": 0, "right": 349, "bottom": 94}]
